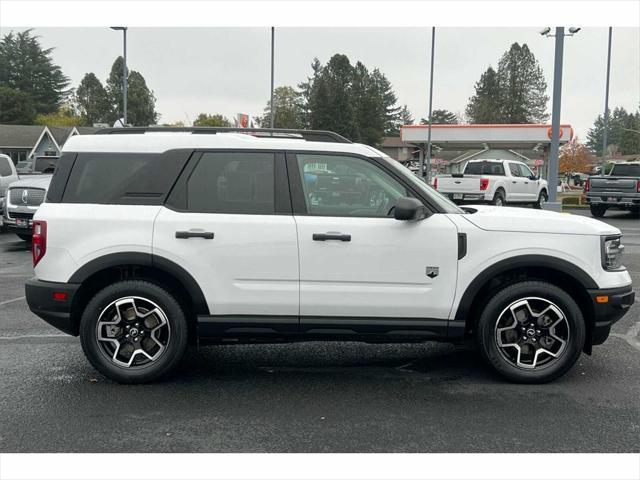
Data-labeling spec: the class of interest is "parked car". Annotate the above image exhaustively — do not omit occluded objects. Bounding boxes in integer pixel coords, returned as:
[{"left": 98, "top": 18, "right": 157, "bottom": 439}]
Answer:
[
  {"left": 585, "top": 162, "right": 640, "bottom": 217},
  {"left": 434, "top": 159, "right": 549, "bottom": 208},
  {"left": 26, "top": 127, "right": 634, "bottom": 384},
  {"left": 0, "top": 154, "right": 20, "bottom": 226},
  {"left": 3, "top": 174, "right": 53, "bottom": 241},
  {"left": 15, "top": 160, "right": 34, "bottom": 174}
]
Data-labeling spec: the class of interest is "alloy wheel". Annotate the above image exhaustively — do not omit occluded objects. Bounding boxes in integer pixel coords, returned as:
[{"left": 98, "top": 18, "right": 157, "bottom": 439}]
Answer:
[
  {"left": 494, "top": 297, "right": 569, "bottom": 369},
  {"left": 96, "top": 296, "right": 170, "bottom": 368}
]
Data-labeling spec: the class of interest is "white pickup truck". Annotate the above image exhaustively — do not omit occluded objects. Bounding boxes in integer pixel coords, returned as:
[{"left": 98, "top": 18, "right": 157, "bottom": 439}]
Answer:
[{"left": 435, "top": 159, "right": 549, "bottom": 208}]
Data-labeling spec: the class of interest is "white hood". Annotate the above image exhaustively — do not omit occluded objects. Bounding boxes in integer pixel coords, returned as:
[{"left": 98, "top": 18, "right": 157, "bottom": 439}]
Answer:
[
  {"left": 460, "top": 205, "right": 620, "bottom": 236},
  {"left": 9, "top": 175, "right": 53, "bottom": 190}
]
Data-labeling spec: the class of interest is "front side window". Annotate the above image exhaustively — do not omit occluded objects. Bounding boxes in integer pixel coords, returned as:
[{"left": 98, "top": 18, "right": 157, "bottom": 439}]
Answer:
[
  {"left": 0, "top": 157, "right": 12, "bottom": 176},
  {"left": 296, "top": 154, "right": 411, "bottom": 217},
  {"left": 186, "top": 152, "right": 275, "bottom": 214},
  {"left": 508, "top": 163, "right": 522, "bottom": 177},
  {"left": 518, "top": 163, "right": 534, "bottom": 178}
]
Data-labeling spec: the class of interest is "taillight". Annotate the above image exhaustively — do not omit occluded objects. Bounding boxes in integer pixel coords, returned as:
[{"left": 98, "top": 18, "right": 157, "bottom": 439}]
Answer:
[
  {"left": 584, "top": 179, "right": 590, "bottom": 193},
  {"left": 32, "top": 220, "right": 47, "bottom": 266},
  {"left": 433, "top": 177, "right": 438, "bottom": 190},
  {"left": 480, "top": 178, "right": 489, "bottom": 191},
  {"left": 636, "top": 179, "right": 640, "bottom": 193}
]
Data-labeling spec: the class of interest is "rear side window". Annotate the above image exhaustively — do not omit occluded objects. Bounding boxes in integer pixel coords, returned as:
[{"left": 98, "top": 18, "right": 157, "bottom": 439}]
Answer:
[
  {"left": 62, "top": 151, "right": 190, "bottom": 204},
  {"left": 186, "top": 152, "right": 275, "bottom": 214},
  {"left": 465, "top": 162, "right": 505, "bottom": 176}
]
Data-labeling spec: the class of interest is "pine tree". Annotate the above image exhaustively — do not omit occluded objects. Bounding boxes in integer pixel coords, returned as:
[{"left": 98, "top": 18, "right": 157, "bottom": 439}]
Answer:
[
  {"left": 421, "top": 109, "right": 459, "bottom": 125},
  {"left": 0, "top": 29, "right": 70, "bottom": 117},
  {"left": 74, "top": 73, "right": 112, "bottom": 125},
  {"left": 465, "top": 66, "right": 502, "bottom": 123},
  {"left": 193, "top": 113, "right": 232, "bottom": 127},
  {"left": 106, "top": 57, "right": 158, "bottom": 125},
  {"left": 0, "top": 86, "right": 36, "bottom": 124},
  {"left": 260, "top": 86, "right": 305, "bottom": 129},
  {"left": 587, "top": 107, "right": 640, "bottom": 156},
  {"left": 497, "top": 43, "right": 549, "bottom": 123}
]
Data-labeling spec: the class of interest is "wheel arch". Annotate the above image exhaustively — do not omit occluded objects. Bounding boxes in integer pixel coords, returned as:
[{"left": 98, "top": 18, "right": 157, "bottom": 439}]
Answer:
[
  {"left": 455, "top": 255, "right": 598, "bottom": 353},
  {"left": 68, "top": 252, "right": 209, "bottom": 339}
]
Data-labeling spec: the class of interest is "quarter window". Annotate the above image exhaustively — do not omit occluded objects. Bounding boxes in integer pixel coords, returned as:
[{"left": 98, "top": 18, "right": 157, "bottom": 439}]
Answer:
[
  {"left": 296, "top": 154, "right": 411, "bottom": 217},
  {"left": 186, "top": 152, "right": 275, "bottom": 214}
]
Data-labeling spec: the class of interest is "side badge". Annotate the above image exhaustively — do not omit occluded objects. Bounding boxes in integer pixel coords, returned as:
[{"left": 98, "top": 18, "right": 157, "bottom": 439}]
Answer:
[{"left": 426, "top": 266, "right": 439, "bottom": 278}]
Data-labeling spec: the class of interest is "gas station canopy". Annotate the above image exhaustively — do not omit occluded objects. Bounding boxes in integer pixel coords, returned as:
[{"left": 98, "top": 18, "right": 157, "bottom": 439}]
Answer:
[{"left": 400, "top": 124, "right": 573, "bottom": 150}]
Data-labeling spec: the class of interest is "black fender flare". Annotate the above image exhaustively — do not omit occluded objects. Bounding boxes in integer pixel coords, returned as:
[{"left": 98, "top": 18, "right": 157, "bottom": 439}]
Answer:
[
  {"left": 68, "top": 252, "right": 209, "bottom": 315},
  {"left": 454, "top": 254, "right": 598, "bottom": 321}
]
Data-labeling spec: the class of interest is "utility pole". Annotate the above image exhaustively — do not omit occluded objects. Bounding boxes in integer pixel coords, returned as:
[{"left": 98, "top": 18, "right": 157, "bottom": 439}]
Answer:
[
  {"left": 546, "top": 26, "right": 565, "bottom": 211},
  {"left": 425, "top": 26, "right": 436, "bottom": 184},
  {"left": 270, "top": 27, "right": 275, "bottom": 129},
  {"left": 601, "top": 27, "right": 612, "bottom": 175},
  {"left": 110, "top": 27, "right": 128, "bottom": 125}
]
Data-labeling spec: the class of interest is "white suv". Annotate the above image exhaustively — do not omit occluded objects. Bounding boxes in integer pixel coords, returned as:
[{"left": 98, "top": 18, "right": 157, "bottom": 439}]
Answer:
[{"left": 25, "top": 127, "right": 634, "bottom": 384}]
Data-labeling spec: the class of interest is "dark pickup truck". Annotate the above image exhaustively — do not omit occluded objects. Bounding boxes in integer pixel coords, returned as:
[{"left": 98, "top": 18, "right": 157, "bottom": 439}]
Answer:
[{"left": 585, "top": 162, "right": 640, "bottom": 217}]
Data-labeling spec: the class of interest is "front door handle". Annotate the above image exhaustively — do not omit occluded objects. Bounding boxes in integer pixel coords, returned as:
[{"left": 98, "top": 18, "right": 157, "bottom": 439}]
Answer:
[
  {"left": 175, "top": 231, "right": 214, "bottom": 239},
  {"left": 312, "top": 233, "right": 351, "bottom": 242}
]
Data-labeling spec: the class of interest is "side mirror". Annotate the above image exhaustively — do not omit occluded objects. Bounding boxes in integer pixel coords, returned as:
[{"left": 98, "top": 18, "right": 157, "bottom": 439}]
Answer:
[
  {"left": 530, "top": 174, "right": 539, "bottom": 181},
  {"left": 394, "top": 197, "right": 429, "bottom": 221}
]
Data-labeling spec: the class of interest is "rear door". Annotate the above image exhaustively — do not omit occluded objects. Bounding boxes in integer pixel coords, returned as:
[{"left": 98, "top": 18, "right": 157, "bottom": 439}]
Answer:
[
  {"left": 153, "top": 150, "right": 299, "bottom": 329},
  {"left": 289, "top": 152, "right": 459, "bottom": 335}
]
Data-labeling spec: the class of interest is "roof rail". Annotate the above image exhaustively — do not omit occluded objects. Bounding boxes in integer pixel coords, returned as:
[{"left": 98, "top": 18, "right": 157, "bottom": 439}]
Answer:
[{"left": 94, "top": 126, "right": 352, "bottom": 144}]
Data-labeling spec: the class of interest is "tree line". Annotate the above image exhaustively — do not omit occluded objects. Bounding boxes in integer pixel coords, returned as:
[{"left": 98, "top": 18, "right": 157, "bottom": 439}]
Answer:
[
  {"left": 0, "top": 30, "right": 158, "bottom": 127},
  {"left": 0, "top": 29, "right": 638, "bottom": 155}
]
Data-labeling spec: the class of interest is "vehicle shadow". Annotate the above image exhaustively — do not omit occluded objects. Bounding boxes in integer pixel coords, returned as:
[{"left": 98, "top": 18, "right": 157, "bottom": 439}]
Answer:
[{"left": 170, "top": 341, "right": 499, "bottom": 384}]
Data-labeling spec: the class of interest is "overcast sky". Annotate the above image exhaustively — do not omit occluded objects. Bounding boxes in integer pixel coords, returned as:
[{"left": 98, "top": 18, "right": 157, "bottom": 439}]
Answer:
[{"left": 2, "top": 26, "right": 639, "bottom": 138}]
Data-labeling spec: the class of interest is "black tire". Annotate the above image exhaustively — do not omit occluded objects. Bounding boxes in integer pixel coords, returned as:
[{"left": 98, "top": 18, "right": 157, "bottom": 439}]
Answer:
[
  {"left": 491, "top": 189, "right": 506, "bottom": 207},
  {"left": 590, "top": 204, "right": 607, "bottom": 218},
  {"left": 477, "top": 281, "right": 585, "bottom": 384},
  {"left": 533, "top": 190, "right": 548, "bottom": 209},
  {"left": 16, "top": 233, "right": 32, "bottom": 242},
  {"left": 79, "top": 280, "right": 188, "bottom": 384}
]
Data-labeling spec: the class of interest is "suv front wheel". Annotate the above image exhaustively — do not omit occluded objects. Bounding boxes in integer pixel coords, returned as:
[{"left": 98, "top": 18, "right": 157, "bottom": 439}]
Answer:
[
  {"left": 477, "top": 281, "right": 585, "bottom": 383},
  {"left": 79, "top": 280, "right": 188, "bottom": 383}
]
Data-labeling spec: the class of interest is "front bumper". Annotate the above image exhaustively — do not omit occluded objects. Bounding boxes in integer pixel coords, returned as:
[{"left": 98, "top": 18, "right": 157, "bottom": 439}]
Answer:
[
  {"left": 587, "top": 285, "right": 635, "bottom": 345},
  {"left": 25, "top": 278, "right": 80, "bottom": 336},
  {"left": 3, "top": 216, "right": 33, "bottom": 234}
]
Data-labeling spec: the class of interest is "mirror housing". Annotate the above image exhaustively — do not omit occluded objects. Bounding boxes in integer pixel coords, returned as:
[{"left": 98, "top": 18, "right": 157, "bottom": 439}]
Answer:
[
  {"left": 529, "top": 174, "right": 539, "bottom": 181},
  {"left": 394, "top": 197, "right": 429, "bottom": 221}
]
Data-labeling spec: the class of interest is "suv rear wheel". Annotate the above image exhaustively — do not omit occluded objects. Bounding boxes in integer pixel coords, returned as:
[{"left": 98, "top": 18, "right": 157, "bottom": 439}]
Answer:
[
  {"left": 477, "top": 281, "right": 585, "bottom": 383},
  {"left": 79, "top": 280, "right": 188, "bottom": 383}
]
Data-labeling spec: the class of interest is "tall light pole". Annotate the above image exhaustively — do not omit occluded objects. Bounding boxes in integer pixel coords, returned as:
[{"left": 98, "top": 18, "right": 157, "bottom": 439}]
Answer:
[
  {"left": 110, "top": 27, "right": 128, "bottom": 126},
  {"left": 424, "top": 26, "right": 436, "bottom": 183},
  {"left": 540, "top": 26, "right": 580, "bottom": 211},
  {"left": 601, "top": 27, "right": 613, "bottom": 175},
  {"left": 270, "top": 27, "right": 275, "bottom": 129}
]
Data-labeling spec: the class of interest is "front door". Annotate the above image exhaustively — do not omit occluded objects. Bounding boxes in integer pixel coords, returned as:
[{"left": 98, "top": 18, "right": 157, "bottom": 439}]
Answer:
[
  {"left": 289, "top": 152, "right": 459, "bottom": 335},
  {"left": 518, "top": 163, "right": 539, "bottom": 201},
  {"left": 153, "top": 151, "right": 299, "bottom": 327}
]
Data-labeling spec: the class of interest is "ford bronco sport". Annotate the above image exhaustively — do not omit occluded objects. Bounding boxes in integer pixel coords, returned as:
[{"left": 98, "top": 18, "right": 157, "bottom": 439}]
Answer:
[{"left": 25, "top": 127, "right": 634, "bottom": 383}]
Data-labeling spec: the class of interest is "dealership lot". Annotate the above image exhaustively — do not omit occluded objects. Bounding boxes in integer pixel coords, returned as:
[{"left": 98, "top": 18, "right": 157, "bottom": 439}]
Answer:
[{"left": 0, "top": 209, "right": 638, "bottom": 453}]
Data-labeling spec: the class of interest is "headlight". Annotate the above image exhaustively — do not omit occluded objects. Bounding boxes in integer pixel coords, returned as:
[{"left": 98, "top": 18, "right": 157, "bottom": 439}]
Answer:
[{"left": 601, "top": 235, "right": 625, "bottom": 271}]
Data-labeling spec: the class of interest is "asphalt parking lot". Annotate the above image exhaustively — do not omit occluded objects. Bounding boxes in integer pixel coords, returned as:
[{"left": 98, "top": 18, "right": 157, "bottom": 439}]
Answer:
[{"left": 0, "top": 209, "right": 638, "bottom": 453}]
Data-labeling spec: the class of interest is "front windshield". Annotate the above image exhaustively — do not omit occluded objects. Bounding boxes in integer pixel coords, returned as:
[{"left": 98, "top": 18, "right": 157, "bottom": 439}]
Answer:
[{"left": 378, "top": 156, "right": 464, "bottom": 214}]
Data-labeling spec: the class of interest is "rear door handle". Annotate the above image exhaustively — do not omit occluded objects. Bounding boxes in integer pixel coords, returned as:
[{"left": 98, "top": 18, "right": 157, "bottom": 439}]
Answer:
[
  {"left": 175, "top": 231, "right": 214, "bottom": 239},
  {"left": 313, "top": 233, "right": 351, "bottom": 242}
]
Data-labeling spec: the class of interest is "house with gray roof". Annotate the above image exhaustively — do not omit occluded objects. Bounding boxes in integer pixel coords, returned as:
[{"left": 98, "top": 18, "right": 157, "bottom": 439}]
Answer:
[{"left": 0, "top": 124, "right": 100, "bottom": 166}]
